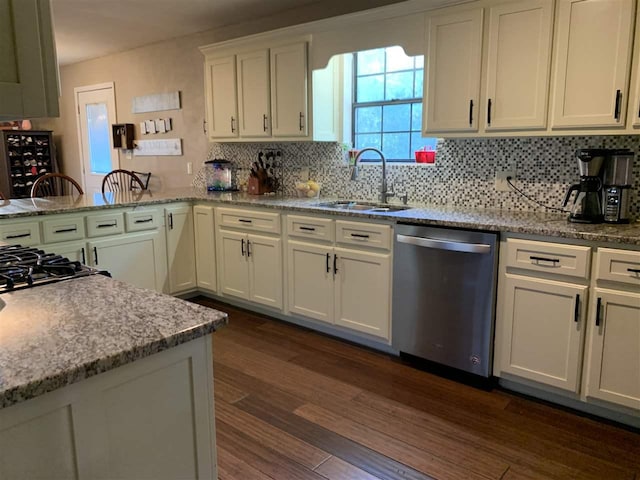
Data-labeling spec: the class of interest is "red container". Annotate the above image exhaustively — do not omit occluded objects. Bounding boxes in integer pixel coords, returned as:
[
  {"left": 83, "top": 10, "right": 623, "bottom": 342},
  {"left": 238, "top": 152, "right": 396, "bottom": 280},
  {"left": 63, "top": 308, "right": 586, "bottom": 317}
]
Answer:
[{"left": 415, "top": 150, "right": 435, "bottom": 163}]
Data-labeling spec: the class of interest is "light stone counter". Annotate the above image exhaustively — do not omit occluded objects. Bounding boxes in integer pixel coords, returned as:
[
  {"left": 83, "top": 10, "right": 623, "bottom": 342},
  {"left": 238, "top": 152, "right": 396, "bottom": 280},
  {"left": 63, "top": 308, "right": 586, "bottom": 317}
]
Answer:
[
  {"left": 0, "top": 274, "right": 227, "bottom": 409},
  {"left": 0, "top": 187, "right": 639, "bottom": 245}
]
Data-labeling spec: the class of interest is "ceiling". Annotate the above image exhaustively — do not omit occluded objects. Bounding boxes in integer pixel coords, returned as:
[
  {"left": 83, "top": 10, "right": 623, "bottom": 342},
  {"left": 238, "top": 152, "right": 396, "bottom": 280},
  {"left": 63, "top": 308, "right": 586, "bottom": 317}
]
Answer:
[{"left": 50, "top": 0, "right": 406, "bottom": 66}]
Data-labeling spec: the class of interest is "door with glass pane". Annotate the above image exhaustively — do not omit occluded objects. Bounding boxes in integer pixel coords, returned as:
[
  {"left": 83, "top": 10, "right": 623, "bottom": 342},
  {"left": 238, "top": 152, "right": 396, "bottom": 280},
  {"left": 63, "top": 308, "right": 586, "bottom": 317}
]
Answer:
[{"left": 75, "top": 84, "right": 119, "bottom": 194}]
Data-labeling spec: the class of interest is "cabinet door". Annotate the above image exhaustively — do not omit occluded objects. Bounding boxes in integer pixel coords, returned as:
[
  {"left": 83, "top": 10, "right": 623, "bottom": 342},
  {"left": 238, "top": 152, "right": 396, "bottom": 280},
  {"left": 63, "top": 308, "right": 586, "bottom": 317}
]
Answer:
[
  {"left": 270, "top": 43, "right": 308, "bottom": 137},
  {"left": 0, "top": 0, "right": 59, "bottom": 120},
  {"left": 217, "top": 229, "right": 249, "bottom": 300},
  {"left": 39, "top": 240, "right": 88, "bottom": 264},
  {"left": 204, "top": 56, "right": 238, "bottom": 139},
  {"left": 500, "top": 274, "right": 588, "bottom": 392},
  {"left": 88, "top": 232, "right": 167, "bottom": 292},
  {"left": 585, "top": 289, "right": 640, "bottom": 410},
  {"left": 551, "top": 0, "right": 635, "bottom": 128},
  {"left": 194, "top": 205, "right": 217, "bottom": 292},
  {"left": 424, "top": 8, "right": 483, "bottom": 133},
  {"left": 287, "top": 240, "right": 333, "bottom": 323},
  {"left": 334, "top": 247, "right": 391, "bottom": 340},
  {"left": 248, "top": 234, "right": 282, "bottom": 309},
  {"left": 485, "top": 0, "right": 553, "bottom": 130},
  {"left": 236, "top": 49, "right": 271, "bottom": 137},
  {"left": 166, "top": 206, "right": 197, "bottom": 294}
]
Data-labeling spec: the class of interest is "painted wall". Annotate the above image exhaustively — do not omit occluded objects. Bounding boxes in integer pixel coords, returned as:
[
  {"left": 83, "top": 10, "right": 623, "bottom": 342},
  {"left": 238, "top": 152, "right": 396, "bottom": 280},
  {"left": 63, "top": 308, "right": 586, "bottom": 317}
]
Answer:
[{"left": 35, "top": 0, "right": 405, "bottom": 190}]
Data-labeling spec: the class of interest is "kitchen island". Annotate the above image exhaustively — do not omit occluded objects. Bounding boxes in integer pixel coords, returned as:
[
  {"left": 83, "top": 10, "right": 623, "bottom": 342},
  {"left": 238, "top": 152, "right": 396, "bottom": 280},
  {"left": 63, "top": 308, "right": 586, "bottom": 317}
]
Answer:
[{"left": 0, "top": 273, "right": 227, "bottom": 480}]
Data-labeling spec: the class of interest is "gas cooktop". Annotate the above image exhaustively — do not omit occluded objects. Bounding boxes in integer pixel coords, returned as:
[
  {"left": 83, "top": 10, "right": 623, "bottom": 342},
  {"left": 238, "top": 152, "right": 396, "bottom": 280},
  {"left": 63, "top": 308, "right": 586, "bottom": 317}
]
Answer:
[{"left": 0, "top": 245, "right": 107, "bottom": 293}]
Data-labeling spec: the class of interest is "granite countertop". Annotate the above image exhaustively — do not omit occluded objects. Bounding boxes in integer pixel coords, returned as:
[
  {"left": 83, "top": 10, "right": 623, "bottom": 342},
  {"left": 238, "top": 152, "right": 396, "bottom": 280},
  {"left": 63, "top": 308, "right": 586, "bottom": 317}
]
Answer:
[
  {"left": 1, "top": 187, "right": 639, "bottom": 245},
  {"left": 0, "top": 274, "right": 227, "bottom": 409}
]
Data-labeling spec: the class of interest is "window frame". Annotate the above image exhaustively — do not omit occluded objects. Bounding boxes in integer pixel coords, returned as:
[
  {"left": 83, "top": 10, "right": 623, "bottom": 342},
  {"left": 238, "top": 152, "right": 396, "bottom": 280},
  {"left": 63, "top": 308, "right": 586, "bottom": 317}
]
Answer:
[{"left": 351, "top": 48, "right": 426, "bottom": 162}]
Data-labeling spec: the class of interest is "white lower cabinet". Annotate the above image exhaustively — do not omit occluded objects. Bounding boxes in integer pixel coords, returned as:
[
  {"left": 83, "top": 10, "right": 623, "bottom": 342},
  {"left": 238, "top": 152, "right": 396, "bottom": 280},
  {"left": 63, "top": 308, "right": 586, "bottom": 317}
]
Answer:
[
  {"left": 334, "top": 247, "right": 391, "bottom": 338},
  {"left": 194, "top": 205, "right": 217, "bottom": 292},
  {"left": 165, "top": 205, "right": 197, "bottom": 294},
  {"left": 500, "top": 274, "right": 587, "bottom": 392},
  {"left": 217, "top": 228, "right": 282, "bottom": 309},
  {"left": 287, "top": 240, "right": 334, "bottom": 323},
  {"left": 497, "top": 238, "right": 640, "bottom": 417},
  {"left": 286, "top": 227, "right": 392, "bottom": 341},
  {"left": 88, "top": 232, "right": 166, "bottom": 292},
  {"left": 0, "top": 336, "right": 217, "bottom": 480}
]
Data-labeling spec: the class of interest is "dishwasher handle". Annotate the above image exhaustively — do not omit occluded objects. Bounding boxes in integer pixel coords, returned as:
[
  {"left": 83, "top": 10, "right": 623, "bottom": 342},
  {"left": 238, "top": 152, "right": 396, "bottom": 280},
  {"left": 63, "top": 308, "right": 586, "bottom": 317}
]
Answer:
[{"left": 396, "top": 233, "right": 492, "bottom": 254}]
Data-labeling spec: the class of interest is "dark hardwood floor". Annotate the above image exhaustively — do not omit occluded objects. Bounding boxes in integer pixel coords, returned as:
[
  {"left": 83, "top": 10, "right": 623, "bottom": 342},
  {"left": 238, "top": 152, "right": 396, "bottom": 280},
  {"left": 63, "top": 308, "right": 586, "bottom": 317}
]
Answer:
[{"left": 191, "top": 296, "right": 640, "bottom": 480}]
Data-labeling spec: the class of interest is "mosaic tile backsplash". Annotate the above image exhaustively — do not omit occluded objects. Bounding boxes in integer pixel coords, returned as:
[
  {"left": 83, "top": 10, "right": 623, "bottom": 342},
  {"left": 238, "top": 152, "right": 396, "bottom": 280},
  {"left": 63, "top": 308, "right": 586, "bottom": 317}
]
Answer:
[{"left": 203, "top": 136, "right": 640, "bottom": 217}]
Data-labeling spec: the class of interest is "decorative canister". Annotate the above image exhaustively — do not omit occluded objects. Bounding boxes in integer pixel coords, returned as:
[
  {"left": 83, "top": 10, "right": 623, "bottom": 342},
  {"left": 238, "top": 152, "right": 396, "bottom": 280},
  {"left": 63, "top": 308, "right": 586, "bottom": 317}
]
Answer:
[{"left": 204, "top": 159, "right": 232, "bottom": 191}]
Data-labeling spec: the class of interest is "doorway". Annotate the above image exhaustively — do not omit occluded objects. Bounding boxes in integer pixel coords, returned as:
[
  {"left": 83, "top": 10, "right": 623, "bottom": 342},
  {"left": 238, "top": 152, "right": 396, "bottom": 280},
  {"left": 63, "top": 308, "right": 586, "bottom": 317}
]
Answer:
[{"left": 74, "top": 83, "right": 118, "bottom": 194}]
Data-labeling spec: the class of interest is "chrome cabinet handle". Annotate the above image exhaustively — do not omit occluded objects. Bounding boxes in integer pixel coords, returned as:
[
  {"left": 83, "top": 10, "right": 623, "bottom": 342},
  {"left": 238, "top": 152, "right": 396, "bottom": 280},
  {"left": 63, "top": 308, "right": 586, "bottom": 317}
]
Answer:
[
  {"left": 54, "top": 227, "right": 77, "bottom": 233},
  {"left": 574, "top": 294, "right": 580, "bottom": 323},
  {"left": 299, "top": 112, "right": 304, "bottom": 131},
  {"left": 5, "top": 233, "right": 30, "bottom": 239},
  {"left": 263, "top": 114, "right": 268, "bottom": 132},
  {"left": 333, "top": 254, "right": 338, "bottom": 274},
  {"left": 468, "top": 100, "right": 474, "bottom": 125},
  {"left": 326, "top": 253, "right": 330, "bottom": 273},
  {"left": 595, "top": 297, "right": 602, "bottom": 327},
  {"left": 487, "top": 98, "right": 492, "bottom": 125},
  {"left": 97, "top": 222, "right": 117, "bottom": 229},
  {"left": 241, "top": 238, "right": 245, "bottom": 257},
  {"left": 168, "top": 213, "right": 173, "bottom": 230},
  {"left": 93, "top": 246, "right": 99, "bottom": 265},
  {"left": 81, "top": 247, "right": 86, "bottom": 265},
  {"left": 246, "top": 239, "right": 251, "bottom": 257},
  {"left": 614, "top": 89, "right": 622, "bottom": 121},
  {"left": 134, "top": 218, "right": 153, "bottom": 224}
]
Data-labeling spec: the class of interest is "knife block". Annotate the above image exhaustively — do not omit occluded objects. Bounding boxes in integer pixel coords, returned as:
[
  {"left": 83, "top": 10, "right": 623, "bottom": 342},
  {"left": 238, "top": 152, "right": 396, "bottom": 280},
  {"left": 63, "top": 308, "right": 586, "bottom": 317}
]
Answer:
[{"left": 248, "top": 176, "right": 271, "bottom": 195}]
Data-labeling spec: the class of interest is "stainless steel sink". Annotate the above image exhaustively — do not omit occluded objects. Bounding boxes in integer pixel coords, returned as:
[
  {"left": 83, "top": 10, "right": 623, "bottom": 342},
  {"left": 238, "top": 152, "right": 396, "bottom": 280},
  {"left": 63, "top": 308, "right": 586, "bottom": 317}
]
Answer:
[{"left": 317, "top": 201, "right": 412, "bottom": 212}]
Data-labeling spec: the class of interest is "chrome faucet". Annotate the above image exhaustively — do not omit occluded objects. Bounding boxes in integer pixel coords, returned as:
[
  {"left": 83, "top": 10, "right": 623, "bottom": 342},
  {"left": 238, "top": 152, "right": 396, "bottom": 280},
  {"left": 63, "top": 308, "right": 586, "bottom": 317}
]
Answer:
[{"left": 351, "top": 147, "right": 396, "bottom": 203}]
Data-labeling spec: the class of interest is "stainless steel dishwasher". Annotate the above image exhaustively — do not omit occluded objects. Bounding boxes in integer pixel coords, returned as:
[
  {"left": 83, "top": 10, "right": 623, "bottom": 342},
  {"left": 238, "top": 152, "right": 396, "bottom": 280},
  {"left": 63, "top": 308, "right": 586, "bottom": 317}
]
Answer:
[{"left": 392, "top": 224, "right": 498, "bottom": 378}]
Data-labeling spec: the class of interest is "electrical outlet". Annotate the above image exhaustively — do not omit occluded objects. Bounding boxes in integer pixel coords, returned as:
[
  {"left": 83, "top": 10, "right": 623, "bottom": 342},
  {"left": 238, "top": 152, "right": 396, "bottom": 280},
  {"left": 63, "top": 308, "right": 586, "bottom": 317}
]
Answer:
[
  {"left": 495, "top": 169, "right": 516, "bottom": 192},
  {"left": 187, "top": 162, "right": 193, "bottom": 175},
  {"left": 300, "top": 167, "right": 310, "bottom": 180}
]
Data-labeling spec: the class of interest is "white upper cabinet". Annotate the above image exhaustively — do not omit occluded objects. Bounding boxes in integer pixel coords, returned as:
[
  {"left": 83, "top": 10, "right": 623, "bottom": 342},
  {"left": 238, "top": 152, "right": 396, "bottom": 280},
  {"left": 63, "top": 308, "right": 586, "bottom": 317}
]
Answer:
[
  {"left": 236, "top": 49, "right": 271, "bottom": 137},
  {"left": 424, "top": 8, "right": 484, "bottom": 133},
  {"left": 204, "top": 55, "right": 238, "bottom": 139},
  {"left": 270, "top": 43, "right": 308, "bottom": 137},
  {"left": 551, "top": 0, "right": 635, "bottom": 129},
  {"left": 484, "top": 0, "right": 554, "bottom": 130},
  {"left": 0, "top": 0, "right": 59, "bottom": 121}
]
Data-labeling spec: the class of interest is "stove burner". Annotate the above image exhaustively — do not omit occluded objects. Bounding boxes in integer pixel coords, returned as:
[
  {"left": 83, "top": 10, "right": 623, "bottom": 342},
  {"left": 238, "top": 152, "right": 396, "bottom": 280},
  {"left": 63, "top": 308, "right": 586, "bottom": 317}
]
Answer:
[{"left": 0, "top": 245, "right": 101, "bottom": 292}]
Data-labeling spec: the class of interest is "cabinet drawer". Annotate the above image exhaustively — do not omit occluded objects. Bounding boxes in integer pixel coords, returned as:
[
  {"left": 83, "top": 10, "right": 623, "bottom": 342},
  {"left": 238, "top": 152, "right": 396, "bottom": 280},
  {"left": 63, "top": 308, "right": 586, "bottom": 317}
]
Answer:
[
  {"left": 0, "top": 221, "right": 41, "bottom": 246},
  {"left": 505, "top": 239, "right": 591, "bottom": 279},
  {"left": 286, "top": 215, "right": 334, "bottom": 242},
  {"left": 595, "top": 248, "right": 640, "bottom": 286},
  {"left": 125, "top": 209, "right": 161, "bottom": 232},
  {"left": 86, "top": 212, "right": 125, "bottom": 237},
  {"left": 42, "top": 216, "right": 85, "bottom": 243},
  {"left": 335, "top": 220, "right": 392, "bottom": 250},
  {"left": 216, "top": 207, "right": 280, "bottom": 234}
]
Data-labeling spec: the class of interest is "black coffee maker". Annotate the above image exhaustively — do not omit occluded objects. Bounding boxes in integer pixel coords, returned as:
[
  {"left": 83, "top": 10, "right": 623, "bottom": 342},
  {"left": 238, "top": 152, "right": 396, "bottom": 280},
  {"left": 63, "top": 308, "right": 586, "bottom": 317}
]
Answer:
[{"left": 563, "top": 149, "right": 607, "bottom": 223}]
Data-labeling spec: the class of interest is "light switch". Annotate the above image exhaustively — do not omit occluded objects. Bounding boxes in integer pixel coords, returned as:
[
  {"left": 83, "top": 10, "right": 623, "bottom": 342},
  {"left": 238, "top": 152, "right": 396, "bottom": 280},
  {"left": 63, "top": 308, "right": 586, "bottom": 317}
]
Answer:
[
  {"left": 145, "top": 120, "right": 156, "bottom": 134},
  {"left": 139, "top": 122, "right": 147, "bottom": 135},
  {"left": 155, "top": 119, "right": 166, "bottom": 133}
]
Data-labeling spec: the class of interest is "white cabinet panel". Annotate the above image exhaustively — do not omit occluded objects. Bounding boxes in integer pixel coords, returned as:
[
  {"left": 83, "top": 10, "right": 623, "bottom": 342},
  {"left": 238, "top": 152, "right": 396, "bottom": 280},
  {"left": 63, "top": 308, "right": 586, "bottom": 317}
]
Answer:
[
  {"left": 551, "top": 0, "right": 635, "bottom": 128},
  {"left": 0, "top": 0, "right": 59, "bottom": 120},
  {"left": 334, "top": 247, "right": 391, "bottom": 339},
  {"left": 501, "top": 274, "right": 587, "bottom": 392},
  {"left": 165, "top": 205, "right": 196, "bottom": 294},
  {"left": 485, "top": 0, "right": 553, "bottom": 130},
  {"left": 88, "top": 232, "right": 165, "bottom": 292},
  {"left": 248, "top": 234, "right": 282, "bottom": 309},
  {"left": 287, "top": 240, "right": 334, "bottom": 323},
  {"left": 270, "top": 43, "right": 308, "bottom": 137},
  {"left": 194, "top": 205, "right": 217, "bottom": 292},
  {"left": 424, "top": 8, "right": 483, "bottom": 133},
  {"left": 585, "top": 289, "right": 640, "bottom": 410},
  {"left": 217, "top": 229, "right": 250, "bottom": 300},
  {"left": 204, "top": 55, "right": 238, "bottom": 139},
  {"left": 236, "top": 50, "right": 271, "bottom": 137}
]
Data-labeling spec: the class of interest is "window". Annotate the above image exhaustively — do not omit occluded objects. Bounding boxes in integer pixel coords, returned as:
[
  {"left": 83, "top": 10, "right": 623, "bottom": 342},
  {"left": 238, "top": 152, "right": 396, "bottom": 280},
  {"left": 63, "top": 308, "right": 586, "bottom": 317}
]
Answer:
[{"left": 353, "top": 47, "right": 437, "bottom": 161}]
